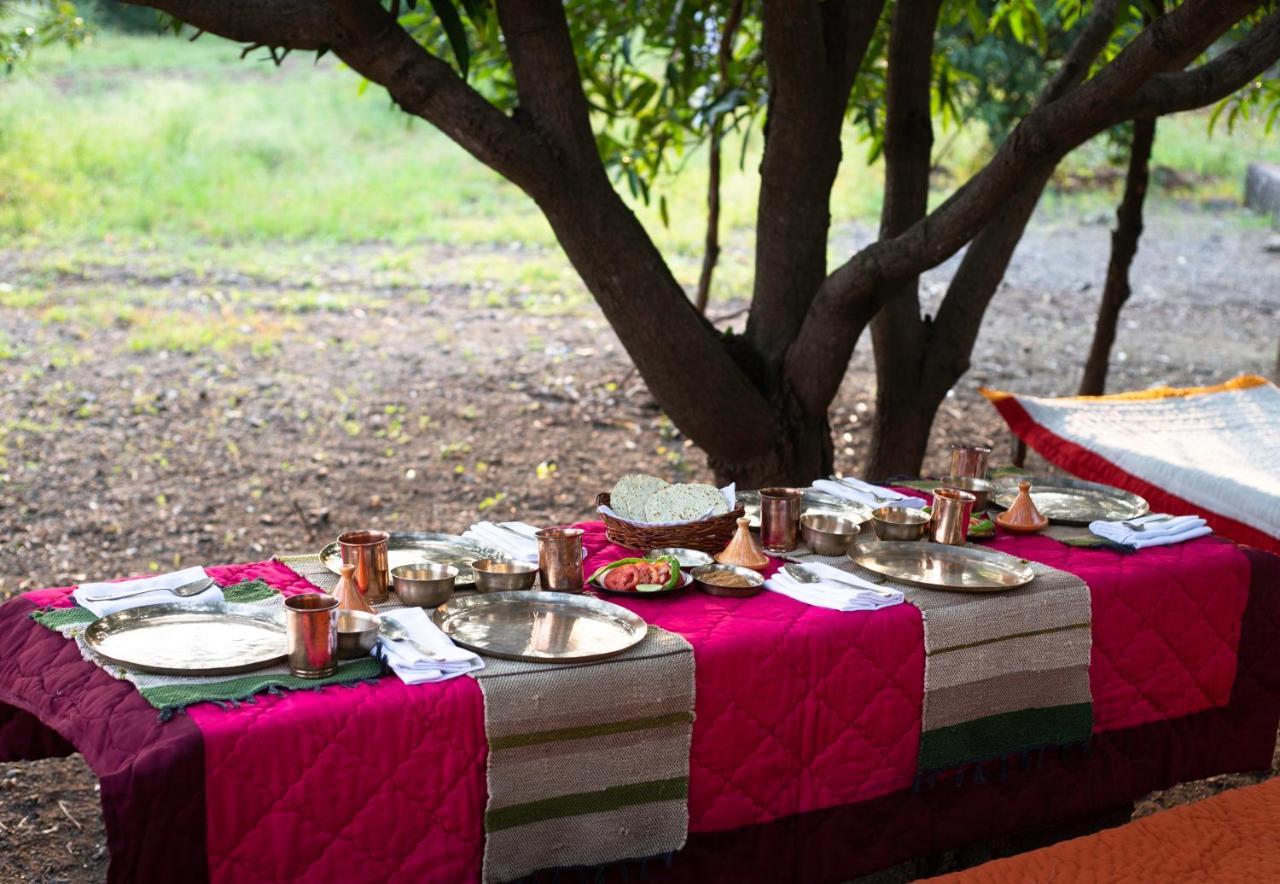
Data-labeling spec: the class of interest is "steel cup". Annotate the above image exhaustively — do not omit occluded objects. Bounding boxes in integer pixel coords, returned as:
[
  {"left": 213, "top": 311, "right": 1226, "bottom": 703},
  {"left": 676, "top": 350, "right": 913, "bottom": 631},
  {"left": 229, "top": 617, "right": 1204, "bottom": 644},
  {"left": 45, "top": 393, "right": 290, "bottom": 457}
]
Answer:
[
  {"left": 949, "top": 444, "right": 992, "bottom": 480},
  {"left": 536, "top": 527, "right": 585, "bottom": 594},
  {"left": 285, "top": 594, "right": 338, "bottom": 679},
  {"left": 929, "top": 487, "right": 977, "bottom": 546},
  {"left": 338, "top": 530, "right": 390, "bottom": 604},
  {"left": 759, "top": 487, "right": 803, "bottom": 553}
]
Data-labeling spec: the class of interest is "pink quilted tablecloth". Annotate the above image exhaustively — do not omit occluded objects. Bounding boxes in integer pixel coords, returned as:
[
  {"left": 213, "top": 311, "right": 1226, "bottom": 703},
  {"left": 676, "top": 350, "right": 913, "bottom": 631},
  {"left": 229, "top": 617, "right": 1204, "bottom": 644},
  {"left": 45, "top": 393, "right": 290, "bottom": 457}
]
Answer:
[{"left": 1, "top": 526, "right": 1277, "bottom": 884}]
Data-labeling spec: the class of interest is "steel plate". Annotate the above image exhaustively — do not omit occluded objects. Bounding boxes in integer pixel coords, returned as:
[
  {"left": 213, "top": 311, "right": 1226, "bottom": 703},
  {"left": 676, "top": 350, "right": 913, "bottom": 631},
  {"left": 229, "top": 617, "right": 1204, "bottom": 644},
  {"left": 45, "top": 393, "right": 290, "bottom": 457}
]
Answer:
[
  {"left": 739, "top": 488, "right": 873, "bottom": 529},
  {"left": 84, "top": 601, "right": 286, "bottom": 676},
  {"left": 849, "top": 540, "right": 1035, "bottom": 592},
  {"left": 320, "top": 531, "right": 505, "bottom": 586},
  {"left": 991, "top": 477, "right": 1149, "bottom": 525},
  {"left": 592, "top": 570, "right": 693, "bottom": 597},
  {"left": 433, "top": 591, "right": 648, "bottom": 663}
]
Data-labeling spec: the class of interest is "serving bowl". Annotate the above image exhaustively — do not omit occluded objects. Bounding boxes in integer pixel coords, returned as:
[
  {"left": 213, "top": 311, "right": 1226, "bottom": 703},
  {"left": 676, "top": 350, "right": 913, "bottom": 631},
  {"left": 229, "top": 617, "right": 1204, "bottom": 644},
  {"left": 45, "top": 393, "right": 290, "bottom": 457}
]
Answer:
[
  {"left": 392, "top": 562, "right": 457, "bottom": 607},
  {"left": 471, "top": 558, "right": 538, "bottom": 593},
  {"left": 645, "top": 547, "right": 715, "bottom": 569},
  {"left": 870, "top": 506, "right": 930, "bottom": 542},
  {"left": 799, "top": 513, "right": 862, "bottom": 556},
  {"left": 690, "top": 563, "right": 765, "bottom": 599},
  {"left": 942, "top": 476, "right": 992, "bottom": 511},
  {"left": 336, "top": 609, "right": 380, "bottom": 660}
]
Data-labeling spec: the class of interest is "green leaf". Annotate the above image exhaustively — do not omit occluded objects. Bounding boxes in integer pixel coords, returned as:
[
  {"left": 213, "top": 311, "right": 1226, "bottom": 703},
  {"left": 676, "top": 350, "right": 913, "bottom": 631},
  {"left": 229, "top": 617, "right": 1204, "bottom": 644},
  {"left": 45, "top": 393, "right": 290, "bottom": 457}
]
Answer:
[
  {"left": 427, "top": 0, "right": 470, "bottom": 77},
  {"left": 658, "top": 194, "right": 670, "bottom": 228}
]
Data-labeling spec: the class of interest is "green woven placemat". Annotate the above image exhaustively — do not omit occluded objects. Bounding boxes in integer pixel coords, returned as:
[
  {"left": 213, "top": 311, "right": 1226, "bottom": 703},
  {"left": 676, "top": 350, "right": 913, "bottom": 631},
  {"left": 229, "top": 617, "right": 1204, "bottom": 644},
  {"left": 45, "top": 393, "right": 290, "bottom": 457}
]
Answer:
[{"left": 32, "top": 580, "right": 386, "bottom": 718}]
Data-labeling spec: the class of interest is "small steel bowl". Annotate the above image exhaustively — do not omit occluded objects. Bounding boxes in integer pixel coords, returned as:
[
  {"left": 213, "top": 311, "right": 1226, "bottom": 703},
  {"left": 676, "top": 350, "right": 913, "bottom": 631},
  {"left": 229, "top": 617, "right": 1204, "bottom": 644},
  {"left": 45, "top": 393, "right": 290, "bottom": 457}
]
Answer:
[
  {"left": 392, "top": 562, "right": 457, "bottom": 607},
  {"left": 471, "top": 558, "right": 538, "bottom": 593},
  {"left": 871, "top": 506, "right": 930, "bottom": 541},
  {"left": 335, "top": 609, "right": 380, "bottom": 660},
  {"left": 799, "top": 513, "right": 862, "bottom": 556},
  {"left": 690, "top": 563, "right": 765, "bottom": 599},
  {"left": 645, "top": 547, "right": 714, "bottom": 569},
  {"left": 942, "top": 476, "right": 992, "bottom": 511}
]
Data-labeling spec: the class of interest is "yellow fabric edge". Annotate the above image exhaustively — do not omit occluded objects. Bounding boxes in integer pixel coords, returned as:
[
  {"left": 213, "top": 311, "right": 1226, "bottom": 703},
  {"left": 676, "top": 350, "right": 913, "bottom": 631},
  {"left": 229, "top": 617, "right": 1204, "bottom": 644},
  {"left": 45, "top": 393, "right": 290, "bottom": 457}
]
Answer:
[{"left": 980, "top": 374, "right": 1271, "bottom": 405}]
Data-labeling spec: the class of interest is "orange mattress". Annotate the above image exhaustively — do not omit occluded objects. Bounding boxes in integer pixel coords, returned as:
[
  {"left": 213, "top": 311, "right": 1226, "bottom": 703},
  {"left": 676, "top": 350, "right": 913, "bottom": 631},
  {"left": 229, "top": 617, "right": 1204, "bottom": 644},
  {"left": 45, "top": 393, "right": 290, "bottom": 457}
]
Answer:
[{"left": 928, "top": 777, "right": 1280, "bottom": 883}]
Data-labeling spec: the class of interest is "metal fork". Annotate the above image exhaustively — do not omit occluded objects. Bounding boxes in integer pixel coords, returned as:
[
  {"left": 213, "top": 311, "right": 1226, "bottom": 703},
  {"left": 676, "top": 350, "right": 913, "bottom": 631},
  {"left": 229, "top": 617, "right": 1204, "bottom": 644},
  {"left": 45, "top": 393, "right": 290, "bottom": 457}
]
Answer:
[{"left": 83, "top": 576, "right": 215, "bottom": 603}]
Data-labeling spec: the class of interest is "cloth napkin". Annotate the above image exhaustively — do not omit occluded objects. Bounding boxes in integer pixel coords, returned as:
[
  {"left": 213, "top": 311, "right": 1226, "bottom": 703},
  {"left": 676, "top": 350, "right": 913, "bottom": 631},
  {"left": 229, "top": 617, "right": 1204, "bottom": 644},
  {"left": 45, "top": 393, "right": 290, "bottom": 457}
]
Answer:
[
  {"left": 813, "top": 477, "right": 926, "bottom": 510},
  {"left": 1089, "top": 513, "right": 1213, "bottom": 549},
  {"left": 380, "top": 607, "right": 484, "bottom": 685},
  {"left": 462, "top": 521, "right": 540, "bottom": 562},
  {"left": 73, "top": 566, "right": 220, "bottom": 618},
  {"left": 765, "top": 561, "right": 904, "bottom": 612}
]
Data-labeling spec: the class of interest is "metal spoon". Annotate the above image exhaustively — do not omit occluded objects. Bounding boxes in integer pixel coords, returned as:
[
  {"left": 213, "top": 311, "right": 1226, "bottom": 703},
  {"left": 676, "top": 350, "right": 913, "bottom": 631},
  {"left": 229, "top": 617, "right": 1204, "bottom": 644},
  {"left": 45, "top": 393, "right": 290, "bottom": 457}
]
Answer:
[
  {"left": 83, "top": 576, "right": 215, "bottom": 602},
  {"left": 783, "top": 564, "right": 897, "bottom": 599},
  {"left": 379, "top": 621, "right": 445, "bottom": 661}
]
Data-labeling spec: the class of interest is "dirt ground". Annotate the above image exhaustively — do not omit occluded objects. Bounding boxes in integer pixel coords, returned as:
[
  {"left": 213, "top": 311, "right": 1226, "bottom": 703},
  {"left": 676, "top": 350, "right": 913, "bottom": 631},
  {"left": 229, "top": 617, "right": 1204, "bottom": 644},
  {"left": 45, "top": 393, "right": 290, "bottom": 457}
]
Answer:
[{"left": 0, "top": 206, "right": 1276, "bottom": 881}]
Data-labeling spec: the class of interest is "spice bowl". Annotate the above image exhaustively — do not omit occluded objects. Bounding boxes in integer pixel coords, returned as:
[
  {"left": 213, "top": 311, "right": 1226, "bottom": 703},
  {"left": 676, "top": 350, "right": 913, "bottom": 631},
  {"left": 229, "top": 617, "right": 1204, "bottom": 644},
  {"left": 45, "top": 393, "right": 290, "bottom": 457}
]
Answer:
[
  {"left": 471, "top": 558, "right": 538, "bottom": 593},
  {"left": 799, "top": 513, "right": 863, "bottom": 556},
  {"left": 335, "top": 609, "right": 380, "bottom": 660},
  {"left": 942, "top": 476, "right": 992, "bottom": 511},
  {"left": 870, "top": 506, "right": 930, "bottom": 542},
  {"left": 392, "top": 563, "right": 457, "bottom": 607},
  {"left": 690, "top": 563, "right": 765, "bottom": 599}
]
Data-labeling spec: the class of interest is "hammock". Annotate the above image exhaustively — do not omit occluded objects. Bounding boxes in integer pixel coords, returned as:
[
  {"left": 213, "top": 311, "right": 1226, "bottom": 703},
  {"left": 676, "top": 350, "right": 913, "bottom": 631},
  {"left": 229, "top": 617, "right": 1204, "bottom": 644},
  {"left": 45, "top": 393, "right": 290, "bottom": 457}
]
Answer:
[{"left": 982, "top": 375, "right": 1280, "bottom": 553}]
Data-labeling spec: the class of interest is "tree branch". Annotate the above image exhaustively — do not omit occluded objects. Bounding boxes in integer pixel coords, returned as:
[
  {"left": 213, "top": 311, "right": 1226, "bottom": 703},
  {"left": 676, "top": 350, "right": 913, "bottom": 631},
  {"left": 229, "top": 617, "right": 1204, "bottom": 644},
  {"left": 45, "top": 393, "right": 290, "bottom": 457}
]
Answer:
[
  {"left": 785, "top": 0, "right": 1265, "bottom": 417},
  {"left": 743, "top": 0, "right": 885, "bottom": 367},
  {"left": 495, "top": 0, "right": 601, "bottom": 171},
  {"left": 1124, "top": 10, "right": 1280, "bottom": 118},
  {"left": 921, "top": 0, "right": 1123, "bottom": 391}
]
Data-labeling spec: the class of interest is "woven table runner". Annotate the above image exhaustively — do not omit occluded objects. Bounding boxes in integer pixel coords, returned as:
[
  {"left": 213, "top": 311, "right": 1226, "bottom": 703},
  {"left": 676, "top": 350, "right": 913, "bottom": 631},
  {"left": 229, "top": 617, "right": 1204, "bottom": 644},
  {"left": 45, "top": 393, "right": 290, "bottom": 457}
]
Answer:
[
  {"left": 277, "top": 553, "right": 696, "bottom": 883},
  {"left": 785, "top": 547, "right": 1092, "bottom": 778},
  {"left": 31, "top": 580, "right": 382, "bottom": 717}
]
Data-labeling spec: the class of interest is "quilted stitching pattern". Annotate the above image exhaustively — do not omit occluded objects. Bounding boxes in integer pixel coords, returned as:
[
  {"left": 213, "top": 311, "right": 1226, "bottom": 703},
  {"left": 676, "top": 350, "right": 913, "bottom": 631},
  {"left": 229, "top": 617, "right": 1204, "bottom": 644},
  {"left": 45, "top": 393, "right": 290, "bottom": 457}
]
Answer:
[
  {"left": 577, "top": 523, "right": 925, "bottom": 832},
  {"left": 982, "top": 535, "right": 1249, "bottom": 730},
  {"left": 182, "top": 562, "right": 487, "bottom": 884}
]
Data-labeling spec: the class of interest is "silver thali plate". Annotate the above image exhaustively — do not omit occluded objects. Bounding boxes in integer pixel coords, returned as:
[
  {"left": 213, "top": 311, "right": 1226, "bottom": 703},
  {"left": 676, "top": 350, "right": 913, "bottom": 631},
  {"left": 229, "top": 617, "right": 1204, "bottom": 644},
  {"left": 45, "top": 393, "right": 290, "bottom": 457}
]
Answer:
[
  {"left": 849, "top": 540, "right": 1035, "bottom": 592},
  {"left": 434, "top": 591, "right": 648, "bottom": 663},
  {"left": 84, "top": 601, "right": 286, "bottom": 676},
  {"left": 739, "top": 488, "right": 873, "bottom": 529},
  {"left": 320, "top": 531, "right": 505, "bottom": 587},
  {"left": 991, "top": 476, "right": 1148, "bottom": 525}
]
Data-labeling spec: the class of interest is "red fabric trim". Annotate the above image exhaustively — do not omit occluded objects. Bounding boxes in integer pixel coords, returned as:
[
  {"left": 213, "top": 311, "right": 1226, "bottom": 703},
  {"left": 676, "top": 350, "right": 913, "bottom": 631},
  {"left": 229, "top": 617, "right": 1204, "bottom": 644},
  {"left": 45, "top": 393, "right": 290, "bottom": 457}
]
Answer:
[{"left": 994, "top": 397, "right": 1280, "bottom": 554}]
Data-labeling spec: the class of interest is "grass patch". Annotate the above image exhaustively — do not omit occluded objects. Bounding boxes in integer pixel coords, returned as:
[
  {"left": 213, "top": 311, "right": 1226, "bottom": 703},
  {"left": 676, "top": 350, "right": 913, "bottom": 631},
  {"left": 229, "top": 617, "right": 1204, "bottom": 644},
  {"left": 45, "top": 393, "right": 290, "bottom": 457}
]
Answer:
[{"left": 1, "top": 28, "right": 1275, "bottom": 303}]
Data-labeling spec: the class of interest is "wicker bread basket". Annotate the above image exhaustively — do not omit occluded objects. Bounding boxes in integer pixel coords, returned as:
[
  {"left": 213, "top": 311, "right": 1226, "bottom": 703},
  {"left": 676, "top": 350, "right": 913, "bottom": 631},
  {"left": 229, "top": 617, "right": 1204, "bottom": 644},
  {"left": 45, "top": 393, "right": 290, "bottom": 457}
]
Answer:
[{"left": 595, "top": 493, "right": 744, "bottom": 553}]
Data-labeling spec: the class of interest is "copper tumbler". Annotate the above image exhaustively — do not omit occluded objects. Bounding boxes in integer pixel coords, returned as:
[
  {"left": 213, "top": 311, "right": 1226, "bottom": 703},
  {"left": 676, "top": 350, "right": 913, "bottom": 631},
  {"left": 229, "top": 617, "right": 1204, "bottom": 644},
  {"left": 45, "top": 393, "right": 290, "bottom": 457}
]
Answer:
[
  {"left": 759, "top": 487, "right": 803, "bottom": 554},
  {"left": 537, "top": 527, "right": 585, "bottom": 593},
  {"left": 949, "top": 444, "right": 992, "bottom": 480},
  {"left": 929, "top": 487, "right": 977, "bottom": 546},
  {"left": 338, "top": 530, "right": 390, "bottom": 604},
  {"left": 285, "top": 594, "right": 339, "bottom": 679}
]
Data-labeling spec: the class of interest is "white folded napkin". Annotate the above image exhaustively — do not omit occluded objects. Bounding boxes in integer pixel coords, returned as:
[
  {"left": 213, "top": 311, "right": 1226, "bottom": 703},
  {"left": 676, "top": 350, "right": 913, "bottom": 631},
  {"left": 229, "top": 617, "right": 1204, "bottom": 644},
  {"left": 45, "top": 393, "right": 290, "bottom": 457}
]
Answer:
[
  {"left": 462, "top": 521, "right": 540, "bottom": 562},
  {"left": 1089, "top": 514, "right": 1212, "bottom": 549},
  {"left": 812, "top": 478, "right": 926, "bottom": 510},
  {"left": 73, "top": 566, "right": 219, "bottom": 618},
  {"left": 765, "top": 561, "right": 903, "bottom": 612},
  {"left": 380, "top": 607, "right": 483, "bottom": 684}
]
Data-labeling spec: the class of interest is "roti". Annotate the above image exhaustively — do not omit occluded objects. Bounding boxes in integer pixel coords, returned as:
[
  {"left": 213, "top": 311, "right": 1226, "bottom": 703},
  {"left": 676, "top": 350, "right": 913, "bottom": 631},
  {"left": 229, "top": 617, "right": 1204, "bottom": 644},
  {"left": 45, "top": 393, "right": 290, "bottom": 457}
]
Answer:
[
  {"left": 645, "top": 483, "right": 726, "bottom": 523},
  {"left": 610, "top": 474, "right": 668, "bottom": 521}
]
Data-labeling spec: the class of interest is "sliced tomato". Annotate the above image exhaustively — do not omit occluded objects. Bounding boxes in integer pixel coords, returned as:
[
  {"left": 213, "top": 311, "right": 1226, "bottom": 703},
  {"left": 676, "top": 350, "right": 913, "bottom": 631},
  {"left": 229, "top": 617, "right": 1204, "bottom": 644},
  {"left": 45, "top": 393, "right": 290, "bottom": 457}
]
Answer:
[{"left": 603, "top": 564, "right": 642, "bottom": 591}]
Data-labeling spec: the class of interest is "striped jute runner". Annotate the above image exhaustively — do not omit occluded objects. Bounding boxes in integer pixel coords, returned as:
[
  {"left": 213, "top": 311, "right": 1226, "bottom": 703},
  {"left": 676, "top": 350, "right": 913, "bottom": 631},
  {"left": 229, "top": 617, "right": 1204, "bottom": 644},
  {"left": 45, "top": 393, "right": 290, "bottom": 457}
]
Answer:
[
  {"left": 277, "top": 553, "right": 696, "bottom": 883},
  {"left": 784, "top": 546, "right": 1092, "bottom": 778}
]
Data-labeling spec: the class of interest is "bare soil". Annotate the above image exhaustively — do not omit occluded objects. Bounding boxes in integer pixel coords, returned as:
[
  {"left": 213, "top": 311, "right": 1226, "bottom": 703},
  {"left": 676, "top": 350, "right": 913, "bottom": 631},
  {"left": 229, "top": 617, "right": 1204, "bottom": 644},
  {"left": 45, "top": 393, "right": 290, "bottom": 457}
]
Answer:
[{"left": 0, "top": 206, "right": 1276, "bottom": 881}]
